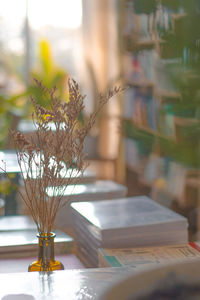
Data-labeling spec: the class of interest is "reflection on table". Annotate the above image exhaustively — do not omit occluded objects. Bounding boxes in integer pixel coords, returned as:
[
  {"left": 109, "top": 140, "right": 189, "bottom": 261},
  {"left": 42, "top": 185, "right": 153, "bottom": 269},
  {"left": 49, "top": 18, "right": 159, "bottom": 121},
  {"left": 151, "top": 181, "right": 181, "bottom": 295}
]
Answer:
[{"left": 0, "top": 268, "right": 132, "bottom": 300}]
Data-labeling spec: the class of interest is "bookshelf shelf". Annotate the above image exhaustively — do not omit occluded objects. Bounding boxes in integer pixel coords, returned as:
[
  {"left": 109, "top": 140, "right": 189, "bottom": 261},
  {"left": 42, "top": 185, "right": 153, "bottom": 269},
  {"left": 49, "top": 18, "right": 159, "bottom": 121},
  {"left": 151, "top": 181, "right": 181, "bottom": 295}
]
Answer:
[
  {"left": 155, "top": 90, "right": 181, "bottom": 101},
  {"left": 172, "top": 12, "right": 187, "bottom": 21},
  {"left": 137, "top": 38, "right": 166, "bottom": 51},
  {"left": 138, "top": 176, "right": 153, "bottom": 188},
  {"left": 125, "top": 83, "right": 181, "bottom": 101},
  {"left": 136, "top": 39, "right": 155, "bottom": 50},
  {"left": 127, "top": 163, "right": 144, "bottom": 177},
  {"left": 126, "top": 80, "right": 154, "bottom": 88}
]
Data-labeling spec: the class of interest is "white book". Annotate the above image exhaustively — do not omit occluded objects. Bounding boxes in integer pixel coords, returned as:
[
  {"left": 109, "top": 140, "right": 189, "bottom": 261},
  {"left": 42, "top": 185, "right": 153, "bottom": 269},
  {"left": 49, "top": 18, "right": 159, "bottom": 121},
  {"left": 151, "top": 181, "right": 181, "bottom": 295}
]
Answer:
[
  {"left": 124, "top": 138, "right": 140, "bottom": 169},
  {"left": 71, "top": 196, "right": 188, "bottom": 247},
  {"left": 166, "top": 161, "right": 188, "bottom": 200}
]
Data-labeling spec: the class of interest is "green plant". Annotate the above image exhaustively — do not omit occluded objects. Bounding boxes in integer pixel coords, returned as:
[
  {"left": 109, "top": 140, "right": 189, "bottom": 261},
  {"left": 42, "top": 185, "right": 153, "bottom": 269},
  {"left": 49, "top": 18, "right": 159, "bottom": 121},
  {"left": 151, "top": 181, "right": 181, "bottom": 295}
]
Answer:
[
  {"left": 133, "top": 0, "right": 157, "bottom": 14},
  {"left": 27, "top": 39, "right": 68, "bottom": 112},
  {"left": 0, "top": 92, "right": 27, "bottom": 149}
]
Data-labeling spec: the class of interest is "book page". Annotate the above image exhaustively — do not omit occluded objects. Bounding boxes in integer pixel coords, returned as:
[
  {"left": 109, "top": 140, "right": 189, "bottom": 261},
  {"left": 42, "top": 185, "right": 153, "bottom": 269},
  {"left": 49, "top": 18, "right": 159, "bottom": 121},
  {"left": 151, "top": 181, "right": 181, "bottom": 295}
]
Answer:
[{"left": 100, "top": 245, "right": 200, "bottom": 269}]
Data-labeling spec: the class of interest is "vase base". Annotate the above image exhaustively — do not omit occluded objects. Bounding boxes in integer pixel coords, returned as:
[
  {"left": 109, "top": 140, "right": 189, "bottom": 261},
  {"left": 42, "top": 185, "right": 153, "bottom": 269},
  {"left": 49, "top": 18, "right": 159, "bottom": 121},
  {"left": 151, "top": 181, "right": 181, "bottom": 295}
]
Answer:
[{"left": 28, "top": 259, "right": 64, "bottom": 272}]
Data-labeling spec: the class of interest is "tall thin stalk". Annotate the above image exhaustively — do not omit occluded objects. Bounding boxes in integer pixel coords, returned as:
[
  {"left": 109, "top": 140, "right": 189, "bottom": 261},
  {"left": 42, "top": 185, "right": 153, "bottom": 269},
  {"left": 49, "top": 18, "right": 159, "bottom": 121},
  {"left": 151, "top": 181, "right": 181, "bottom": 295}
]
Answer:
[{"left": 2, "top": 78, "right": 123, "bottom": 235}]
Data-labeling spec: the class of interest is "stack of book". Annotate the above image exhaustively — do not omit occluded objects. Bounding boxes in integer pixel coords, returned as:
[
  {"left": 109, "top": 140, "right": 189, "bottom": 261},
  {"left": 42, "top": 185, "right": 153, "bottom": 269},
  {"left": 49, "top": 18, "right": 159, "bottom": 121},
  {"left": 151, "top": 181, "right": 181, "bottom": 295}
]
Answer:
[
  {"left": 53, "top": 180, "right": 127, "bottom": 230},
  {"left": 71, "top": 195, "right": 188, "bottom": 267},
  {"left": 0, "top": 215, "right": 74, "bottom": 258}
]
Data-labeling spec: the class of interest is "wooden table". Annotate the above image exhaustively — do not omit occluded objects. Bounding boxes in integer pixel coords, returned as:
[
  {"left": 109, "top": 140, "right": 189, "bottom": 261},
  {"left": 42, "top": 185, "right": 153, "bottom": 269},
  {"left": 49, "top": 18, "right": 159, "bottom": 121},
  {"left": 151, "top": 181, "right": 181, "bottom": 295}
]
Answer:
[{"left": 0, "top": 268, "right": 131, "bottom": 299}]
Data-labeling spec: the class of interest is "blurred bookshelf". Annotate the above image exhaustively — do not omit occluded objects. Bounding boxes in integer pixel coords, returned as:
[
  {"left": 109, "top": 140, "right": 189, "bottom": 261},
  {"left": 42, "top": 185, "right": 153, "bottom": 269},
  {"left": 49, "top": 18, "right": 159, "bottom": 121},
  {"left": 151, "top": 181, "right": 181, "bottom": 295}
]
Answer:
[{"left": 119, "top": 0, "right": 200, "bottom": 237}]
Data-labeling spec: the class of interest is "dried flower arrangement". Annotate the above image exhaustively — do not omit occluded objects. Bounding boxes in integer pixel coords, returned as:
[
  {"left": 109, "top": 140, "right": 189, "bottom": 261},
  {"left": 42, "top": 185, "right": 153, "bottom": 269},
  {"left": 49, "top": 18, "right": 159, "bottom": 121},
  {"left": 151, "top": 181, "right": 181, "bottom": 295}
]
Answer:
[{"left": 2, "top": 78, "right": 123, "bottom": 235}]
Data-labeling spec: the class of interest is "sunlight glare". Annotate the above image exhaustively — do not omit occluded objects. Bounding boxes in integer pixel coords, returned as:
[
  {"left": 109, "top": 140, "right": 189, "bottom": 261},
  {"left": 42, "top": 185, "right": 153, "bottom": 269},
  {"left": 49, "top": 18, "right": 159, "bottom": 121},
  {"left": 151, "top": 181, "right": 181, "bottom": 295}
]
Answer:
[{"left": 28, "top": 0, "right": 82, "bottom": 29}]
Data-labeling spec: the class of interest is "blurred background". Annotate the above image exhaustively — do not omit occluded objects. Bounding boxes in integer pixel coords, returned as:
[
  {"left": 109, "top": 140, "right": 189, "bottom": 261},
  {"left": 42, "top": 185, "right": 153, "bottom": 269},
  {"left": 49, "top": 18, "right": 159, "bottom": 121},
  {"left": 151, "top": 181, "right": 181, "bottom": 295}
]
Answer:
[{"left": 1, "top": 0, "right": 200, "bottom": 238}]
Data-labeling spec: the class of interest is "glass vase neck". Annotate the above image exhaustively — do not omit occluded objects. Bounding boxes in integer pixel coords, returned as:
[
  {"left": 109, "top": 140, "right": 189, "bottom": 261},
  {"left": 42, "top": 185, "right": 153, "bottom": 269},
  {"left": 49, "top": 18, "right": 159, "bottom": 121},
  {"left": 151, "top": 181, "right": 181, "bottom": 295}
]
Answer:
[
  {"left": 28, "top": 232, "right": 64, "bottom": 272},
  {"left": 37, "top": 232, "right": 55, "bottom": 269}
]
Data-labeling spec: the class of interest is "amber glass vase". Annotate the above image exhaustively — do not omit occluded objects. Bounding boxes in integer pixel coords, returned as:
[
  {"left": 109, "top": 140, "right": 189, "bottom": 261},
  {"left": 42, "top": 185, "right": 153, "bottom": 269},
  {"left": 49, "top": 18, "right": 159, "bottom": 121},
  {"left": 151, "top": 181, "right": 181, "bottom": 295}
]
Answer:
[{"left": 28, "top": 232, "right": 64, "bottom": 272}]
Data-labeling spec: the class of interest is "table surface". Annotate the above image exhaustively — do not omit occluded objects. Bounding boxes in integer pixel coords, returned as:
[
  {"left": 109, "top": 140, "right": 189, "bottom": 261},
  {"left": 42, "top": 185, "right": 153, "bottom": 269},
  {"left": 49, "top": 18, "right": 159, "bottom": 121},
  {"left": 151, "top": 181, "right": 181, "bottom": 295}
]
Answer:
[{"left": 0, "top": 267, "right": 132, "bottom": 300}]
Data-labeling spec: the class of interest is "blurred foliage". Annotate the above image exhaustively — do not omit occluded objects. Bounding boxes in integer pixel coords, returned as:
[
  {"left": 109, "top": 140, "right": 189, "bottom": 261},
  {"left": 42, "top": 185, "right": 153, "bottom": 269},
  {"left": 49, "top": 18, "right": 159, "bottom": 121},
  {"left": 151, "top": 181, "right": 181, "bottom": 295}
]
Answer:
[
  {"left": 0, "top": 173, "right": 16, "bottom": 196},
  {"left": 124, "top": 119, "right": 200, "bottom": 168},
  {"left": 159, "top": 0, "right": 200, "bottom": 119},
  {"left": 160, "top": 0, "right": 181, "bottom": 10},
  {"left": 133, "top": 0, "right": 157, "bottom": 14},
  {"left": 0, "top": 39, "right": 69, "bottom": 149},
  {"left": 27, "top": 40, "right": 68, "bottom": 111},
  {"left": 0, "top": 92, "right": 27, "bottom": 148}
]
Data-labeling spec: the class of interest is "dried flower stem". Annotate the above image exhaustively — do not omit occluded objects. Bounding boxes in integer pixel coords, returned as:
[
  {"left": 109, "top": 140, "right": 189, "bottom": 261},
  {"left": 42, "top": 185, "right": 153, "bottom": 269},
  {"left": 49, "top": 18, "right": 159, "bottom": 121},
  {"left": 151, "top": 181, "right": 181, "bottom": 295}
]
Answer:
[{"left": 1, "top": 78, "right": 124, "bottom": 235}]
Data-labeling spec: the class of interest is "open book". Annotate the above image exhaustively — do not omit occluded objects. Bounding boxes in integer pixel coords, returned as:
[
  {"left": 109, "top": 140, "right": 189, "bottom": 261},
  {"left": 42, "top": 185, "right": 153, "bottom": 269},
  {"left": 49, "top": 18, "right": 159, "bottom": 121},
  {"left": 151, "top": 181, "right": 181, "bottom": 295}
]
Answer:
[{"left": 98, "top": 244, "right": 200, "bottom": 269}]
